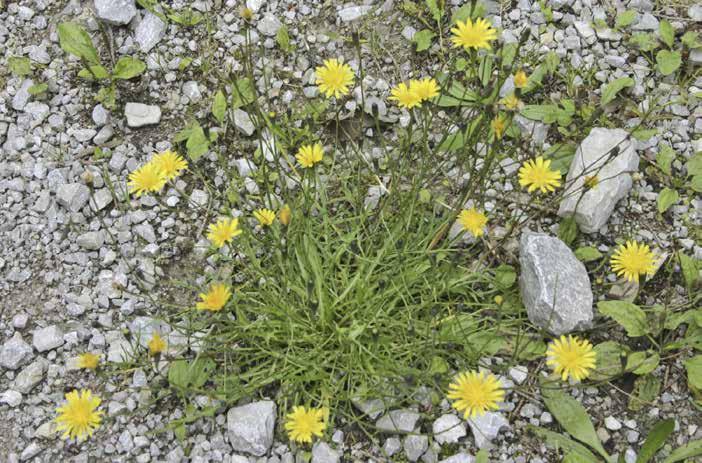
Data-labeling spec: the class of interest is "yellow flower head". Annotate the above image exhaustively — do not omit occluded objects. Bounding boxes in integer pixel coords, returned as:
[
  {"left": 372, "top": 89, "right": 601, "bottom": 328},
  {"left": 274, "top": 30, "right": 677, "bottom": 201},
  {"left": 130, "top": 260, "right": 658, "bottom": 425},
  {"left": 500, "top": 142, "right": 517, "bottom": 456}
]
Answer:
[
  {"left": 457, "top": 208, "right": 488, "bottom": 237},
  {"left": 240, "top": 6, "right": 253, "bottom": 21},
  {"left": 546, "top": 335, "right": 597, "bottom": 382},
  {"left": 254, "top": 208, "right": 276, "bottom": 227},
  {"left": 285, "top": 406, "right": 327, "bottom": 443},
  {"left": 55, "top": 389, "right": 103, "bottom": 441},
  {"left": 513, "top": 70, "right": 528, "bottom": 88},
  {"left": 279, "top": 204, "right": 292, "bottom": 226},
  {"left": 451, "top": 18, "right": 497, "bottom": 50},
  {"left": 518, "top": 156, "right": 562, "bottom": 193},
  {"left": 410, "top": 77, "right": 440, "bottom": 102},
  {"left": 296, "top": 143, "right": 324, "bottom": 168},
  {"left": 151, "top": 150, "right": 188, "bottom": 181},
  {"left": 610, "top": 240, "right": 657, "bottom": 283},
  {"left": 196, "top": 283, "right": 232, "bottom": 311},
  {"left": 77, "top": 353, "right": 100, "bottom": 370},
  {"left": 128, "top": 161, "right": 167, "bottom": 197},
  {"left": 447, "top": 370, "right": 505, "bottom": 419},
  {"left": 207, "top": 217, "right": 242, "bottom": 248},
  {"left": 315, "top": 58, "right": 354, "bottom": 98},
  {"left": 501, "top": 93, "right": 522, "bottom": 111},
  {"left": 148, "top": 332, "right": 167, "bottom": 356},
  {"left": 491, "top": 114, "right": 508, "bottom": 139},
  {"left": 389, "top": 82, "right": 422, "bottom": 109}
]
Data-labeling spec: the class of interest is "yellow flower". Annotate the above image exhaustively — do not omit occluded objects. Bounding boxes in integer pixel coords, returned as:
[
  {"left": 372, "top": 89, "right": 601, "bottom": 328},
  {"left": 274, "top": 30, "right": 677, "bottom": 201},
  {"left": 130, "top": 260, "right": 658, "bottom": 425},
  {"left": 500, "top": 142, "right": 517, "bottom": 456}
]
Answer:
[
  {"left": 518, "top": 157, "right": 562, "bottom": 193},
  {"left": 491, "top": 114, "right": 508, "bottom": 139},
  {"left": 447, "top": 370, "right": 505, "bottom": 419},
  {"left": 196, "top": 283, "right": 232, "bottom": 311},
  {"left": 546, "top": 335, "right": 597, "bottom": 382},
  {"left": 501, "top": 93, "right": 522, "bottom": 111},
  {"left": 254, "top": 208, "right": 276, "bottom": 226},
  {"left": 77, "top": 353, "right": 100, "bottom": 370},
  {"left": 285, "top": 406, "right": 327, "bottom": 443},
  {"left": 55, "top": 389, "right": 103, "bottom": 441},
  {"left": 240, "top": 6, "right": 253, "bottom": 21},
  {"left": 388, "top": 82, "right": 422, "bottom": 109},
  {"left": 315, "top": 58, "right": 354, "bottom": 98},
  {"left": 128, "top": 161, "right": 167, "bottom": 197},
  {"left": 450, "top": 18, "right": 497, "bottom": 50},
  {"left": 151, "top": 150, "right": 188, "bottom": 181},
  {"left": 584, "top": 175, "right": 599, "bottom": 189},
  {"left": 410, "top": 77, "right": 440, "bottom": 102},
  {"left": 279, "top": 204, "right": 291, "bottom": 226},
  {"left": 457, "top": 208, "right": 488, "bottom": 237},
  {"left": 207, "top": 217, "right": 242, "bottom": 248},
  {"left": 610, "top": 240, "right": 658, "bottom": 283},
  {"left": 148, "top": 332, "right": 167, "bottom": 356},
  {"left": 494, "top": 295, "right": 504, "bottom": 305},
  {"left": 513, "top": 69, "right": 528, "bottom": 88},
  {"left": 296, "top": 143, "right": 324, "bottom": 168}
]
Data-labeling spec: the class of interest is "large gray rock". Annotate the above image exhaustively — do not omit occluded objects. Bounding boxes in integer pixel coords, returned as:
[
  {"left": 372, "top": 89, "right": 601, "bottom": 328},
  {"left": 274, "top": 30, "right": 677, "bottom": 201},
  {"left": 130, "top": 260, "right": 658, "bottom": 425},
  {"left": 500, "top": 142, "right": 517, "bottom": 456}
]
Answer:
[
  {"left": 13, "top": 358, "right": 48, "bottom": 393},
  {"left": 433, "top": 414, "right": 467, "bottom": 444},
  {"left": 0, "top": 333, "right": 34, "bottom": 370},
  {"left": 32, "top": 325, "right": 64, "bottom": 352},
  {"left": 311, "top": 442, "right": 340, "bottom": 463},
  {"left": 558, "top": 128, "right": 639, "bottom": 233},
  {"left": 257, "top": 13, "right": 282, "bottom": 36},
  {"left": 226, "top": 400, "right": 276, "bottom": 456},
  {"left": 12, "top": 79, "right": 34, "bottom": 111},
  {"left": 403, "top": 434, "right": 428, "bottom": 462},
  {"left": 56, "top": 183, "right": 90, "bottom": 212},
  {"left": 467, "top": 411, "right": 509, "bottom": 449},
  {"left": 233, "top": 109, "right": 255, "bottom": 136},
  {"left": 519, "top": 232, "right": 593, "bottom": 335},
  {"left": 135, "top": 12, "right": 167, "bottom": 52},
  {"left": 376, "top": 409, "right": 420, "bottom": 433},
  {"left": 94, "top": 0, "right": 137, "bottom": 25},
  {"left": 125, "top": 103, "right": 161, "bottom": 127}
]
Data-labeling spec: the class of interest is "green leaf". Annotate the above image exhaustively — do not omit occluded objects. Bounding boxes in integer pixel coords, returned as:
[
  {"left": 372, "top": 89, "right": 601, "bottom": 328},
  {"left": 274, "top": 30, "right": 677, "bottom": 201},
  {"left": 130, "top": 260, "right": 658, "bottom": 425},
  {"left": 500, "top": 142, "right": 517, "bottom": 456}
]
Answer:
[
  {"left": 231, "top": 78, "right": 255, "bottom": 108},
  {"left": 413, "top": 29, "right": 436, "bottom": 52},
  {"left": 57, "top": 22, "right": 100, "bottom": 66},
  {"left": 478, "top": 55, "right": 493, "bottom": 87},
  {"left": 690, "top": 175, "right": 702, "bottom": 193},
  {"left": 558, "top": 215, "right": 578, "bottom": 246},
  {"left": 275, "top": 25, "right": 293, "bottom": 52},
  {"left": 601, "top": 77, "right": 634, "bottom": 105},
  {"left": 544, "top": 51, "right": 560, "bottom": 74},
  {"left": 168, "top": 357, "right": 215, "bottom": 390},
  {"left": 684, "top": 355, "right": 702, "bottom": 390},
  {"left": 527, "top": 425, "right": 600, "bottom": 463},
  {"left": 686, "top": 152, "right": 702, "bottom": 177},
  {"left": 656, "top": 50, "right": 681, "bottom": 76},
  {"left": 656, "top": 144, "right": 675, "bottom": 175},
  {"left": 451, "top": 3, "right": 485, "bottom": 24},
  {"left": 629, "top": 32, "right": 659, "bottom": 51},
  {"left": 475, "top": 450, "right": 489, "bottom": 463},
  {"left": 521, "top": 104, "right": 560, "bottom": 122},
  {"left": 591, "top": 341, "right": 626, "bottom": 381},
  {"left": 657, "top": 187, "right": 679, "bottom": 213},
  {"left": 212, "top": 90, "right": 227, "bottom": 124},
  {"left": 629, "top": 374, "right": 660, "bottom": 411},
  {"left": 438, "top": 131, "right": 465, "bottom": 152},
  {"left": 95, "top": 85, "right": 116, "bottom": 109},
  {"left": 77, "top": 65, "right": 110, "bottom": 80},
  {"left": 662, "top": 439, "right": 702, "bottom": 463},
  {"left": 544, "top": 143, "right": 577, "bottom": 175},
  {"left": 501, "top": 43, "right": 518, "bottom": 69},
  {"left": 168, "top": 9, "right": 204, "bottom": 26},
  {"left": 637, "top": 419, "right": 674, "bottom": 463},
  {"left": 28, "top": 83, "right": 48, "bottom": 95},
  {"left": 615, "top": 10, "right": 637, "bottom": 28},
  {"left": 112, "top": 56, "right": 146, "bottom": 80},
  {"left": 541, "top": 387, "right": 610, "bottom": 460},
  {"left": 681, "top": 31, "right": 702, "bottom": 49},
  {"left": 435, "top": 80, "right": 478, "bottom": 107},
  {"left": 178, "top": 57, "right": 193, "bottom": 71},
  {"left": 185, "top": 123, "right": 209, "bottom": 161},
  {"left": 494, "top": 264, "right": 517, "bottom": 289},
  {"left": 575, "top": 246, "right": 603, "bottom": 262},
  {"left": 598, "top": 301, "right": 649, "bottom": 337},
  {"left": 626, "top": 351, "right": 659, "bottom": 375},
  {"left": 658, "top": 20, "right": 675, "bottom": 48},
  {"left": 425, "top": 0, "right": 443, "bottom": 22},
  {"left": 631, "top": 128, "right": 658, "bottom": 141},
  {"left": 678, "top": 252, "right": 699, "bottom": 291},
  {"left": 8, "top": 56, "right": 31, "bottom": 76}
]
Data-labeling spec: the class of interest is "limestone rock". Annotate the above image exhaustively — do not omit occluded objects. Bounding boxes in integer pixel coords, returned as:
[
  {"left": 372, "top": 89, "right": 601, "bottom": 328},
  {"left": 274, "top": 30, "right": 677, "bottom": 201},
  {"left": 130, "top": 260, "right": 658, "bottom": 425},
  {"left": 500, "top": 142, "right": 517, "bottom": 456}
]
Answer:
[
  {"left": 125, "top": 103, "right": 161, "bottom": 127},
  {"left": 94, "top": 0, "right": 136, "bottom": 25},
  {"left": 226, "top": 400, "right": 276, "bottom": 456}
]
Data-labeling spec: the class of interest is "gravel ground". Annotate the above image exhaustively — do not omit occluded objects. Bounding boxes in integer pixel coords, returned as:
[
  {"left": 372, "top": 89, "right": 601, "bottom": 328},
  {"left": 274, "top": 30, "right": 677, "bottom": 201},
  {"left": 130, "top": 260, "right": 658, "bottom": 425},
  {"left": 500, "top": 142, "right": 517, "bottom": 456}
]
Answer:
[{"left": 1, "top": 0, "right": 701, "bottom": 462}]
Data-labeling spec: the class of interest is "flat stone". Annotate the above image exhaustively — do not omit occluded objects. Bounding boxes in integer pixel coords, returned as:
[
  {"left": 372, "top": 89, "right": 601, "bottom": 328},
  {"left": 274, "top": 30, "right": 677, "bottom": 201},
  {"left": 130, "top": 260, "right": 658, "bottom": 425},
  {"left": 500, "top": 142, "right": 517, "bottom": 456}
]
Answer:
[
  {"left": 632, "top": 12, "right": 659, "bottom": 30},
  {"left": 0, "top": 390, "right": 23, "bottom": 407},
  {"left": 12, "top": 79, "right": 34, "bottom": 111},
  {"left": 311, "top": 442, "right": 340, "bottom": 463},
  {"left": 352, "top": 398, "right": 386, "bottom": 420},
  {"left": 439, "top": 454, "right": 475, "bottom": 463},
  {"left": 77, "top": 231, "right": 105, "bottom": 250},
  {"left": 467, "top": 412, "right": 510, "bottom": 449},
  {"left": 433, "top": 414, "right": 467, "bottom": 444},
  {"left": 94, "top": 0, "right": 137, "bottom": 25},
  {"left": 227, "top": 400, "right": 276, "bottom": 456},
  {"left": 558, "top": 128, "right": 639, "bottom": 233},
  {"left": 56, "top": 183, "right": 90, "bottom": 212},
  {"left": 0, "top": 333, "right": 34, "bottom": 370},
  {"left": 338, "top": 5, "right": 373, "bottom": 22},
  {"left": 32, "top": 325, "right": 64, "bottom": 352},
  {"left": 605, "top": 416, "right": 622, "bottom": 431},
  {"left": 135, "top": 12, "right": 167, "bottom": 53},
  {"left": 376, "top": 409, "right": 420, "bottom": 433},
  {"left": 519, "top": 232, "right": 593, "bottom": 335},
  {"left": 508, "top": 365, "right": 528, "bottom": 384},
  {"left": 233, "top": 109, "right": 255, "bottom": 136},
  {"left": 403, "top": 435, "right": 428, "bottom": 462},
  {"left": 13, "top": 358, "right": 48, "bottom": 393},
  {"left": 383, "top": 437, "right": 402, "bottom": 456},
  {"left": 92, "top": 104, "right": 109, "bottom": 126},
  {"left": 257, "top": 13, "right": 282, "bottom": 36},
  {"left": 125, "top": 103, "right": 161, "bottom": 127},
  {"left": 91, "top": 188, "right": 113, "bottom": 211}
]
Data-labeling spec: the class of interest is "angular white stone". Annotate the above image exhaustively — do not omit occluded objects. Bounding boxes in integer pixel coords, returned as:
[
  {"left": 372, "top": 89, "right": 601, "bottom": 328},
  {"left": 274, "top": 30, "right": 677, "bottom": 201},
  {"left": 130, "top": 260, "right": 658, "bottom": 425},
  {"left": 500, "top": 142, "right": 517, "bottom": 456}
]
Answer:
[
  {"left": 135, "top": 12, "right": 167, "bottom": 53},
  {"left": 227, "top": 400, "right": 276, "bottom": 456},
  {"left": 94, "top": 0, "right": 137, "bottom": 25},
  {"left": 125, "top": 103, "right": 161, "bottom": 127}
]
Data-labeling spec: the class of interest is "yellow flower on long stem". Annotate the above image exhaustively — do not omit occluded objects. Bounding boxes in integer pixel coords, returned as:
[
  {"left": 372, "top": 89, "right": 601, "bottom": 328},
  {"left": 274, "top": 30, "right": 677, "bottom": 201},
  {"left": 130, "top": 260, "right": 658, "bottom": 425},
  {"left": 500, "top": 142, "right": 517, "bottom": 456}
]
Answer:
[
  {"left": 518, "top": 157, "right": 562, "bottom": 193},
  {"left": 207, "top": 217, "right": 242, "bottom": 248},
  {"left": 196, "top": 283, "right": 232, "bottom": 311},
  {"left": 296, "top": 143, "right": 324, "bottom": 168},
  {"left": 279, "top": 204, "right": 292, "bottom": 226},
  {"left": 447, "top": 370, "right": 505, "bottom": 419},
  {"left": 148, "top": 332, "right": 166, "bottom": 356},
  {"left": 389, "top": 82, "right": 422, "bottom": 109},
  {"left": 410, "top": 77, "right": 440, "bottom": 102},
  {"left": 151, "top": 150, "right": 188, "bottom": 181},
  {"left": 450, "top": 18, "right": 497, "bottom": 50},
  {"left": 491, "top": 114, "right": 508, "bottom": 139},
  {"left": 77, "top": 353, "right": 100, "bottom": 370},
  {"left": 55, "top": 389, "right": 103, "bottom": 441},
  {"left": 254, "top": 208, "right": 276, "bottom": 226},
  {"left": 513, "top": 69, "right": 529, "bottom": 88},
  {"left": 128, "top": 161, "right": 167, "bottom": 197},
  {"left": 610, "top": 240, "right": 657, "bottom": 283},
  {"left": 546, "top": 335, "right": 597, "bottom": 382},
  {"left": 315, "top": 58, "right": 354, "bottom": 98},
  {"left": 285, "top": 406, "right": 327, "bottom": 443},
  {"left": 457, "top": 208, "right": 488, "bottom": 237}
]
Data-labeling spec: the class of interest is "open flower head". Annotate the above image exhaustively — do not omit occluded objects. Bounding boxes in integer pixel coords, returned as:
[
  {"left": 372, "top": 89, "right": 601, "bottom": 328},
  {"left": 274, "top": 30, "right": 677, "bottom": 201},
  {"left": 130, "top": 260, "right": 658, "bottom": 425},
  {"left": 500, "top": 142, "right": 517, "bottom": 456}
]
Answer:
[
  {"left": 546, "top": 335, "right": 597, "bottom": 382},
  {"left": 518, "top": 157, "right": 562, "bottom": 193},
  {"left": 279, "top": 204, "right": 291, "bottom": 226},
  {"left": 296, "top": 143, "right": 324, "bottom": 168},
  {"left": 491, "top": 114, "right": 508, "bottom": 139},
  {"left": 207, "top": 217, "right": 242, "bottom": 248},
  {"left": 315, "top": 58, "right": 354, "bottom": 98},
  {"left": 410, "top": 77, "right": 440, "bottom": 102},
  {"left": 128, "top": 161, "right": 167, "bottom": 197},
  {"left": 285, "top": 406, "right": 327, "bottom": 443},
  {"left": 151, "top": 150, "right": 188, "bottom": 181},
  {"left": 77, "top": 353, "right": 100, "bottom": 370},
  {"left": 254, "top": 208, "right": 276, "bottom": 226},
  {"left": 389, "top": 82, "right": 422, "bottom": 109},
  {"left": 148, "top": 332, "right": 167, "bottom": 356},
  {"left": 447, "top": 370, "right": 505, "bottom": 419},
  {"left": 513, "top": 70, "right": 528, "bottom": 88},
  {"left": 451, "top": 18, "right": 497, "bottom": 50},
  {"left": 196, "top": 283, "right": 232, "bottom": 311},
  {"left": 55, "top": 389, "right": 103, "bottom": 441},
  {"left": 458, "top": 208, "right": 488, "bottom": 237},
  {"left": 610, "top": 240, "right": 657, "bottom": 283}
]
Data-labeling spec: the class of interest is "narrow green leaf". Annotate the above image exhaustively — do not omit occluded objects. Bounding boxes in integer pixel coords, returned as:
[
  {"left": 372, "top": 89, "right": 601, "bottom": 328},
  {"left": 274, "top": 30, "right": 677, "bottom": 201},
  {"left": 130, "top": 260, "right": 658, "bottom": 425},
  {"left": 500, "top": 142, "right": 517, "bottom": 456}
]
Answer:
[
  {"left": 597, "top": 300, "right": 649, "bottom": 337},
  {"left": 186, "top": 123, "right": 209, "bottom": 161},
  {"left": 601, "top": 77, "right": 634, "bottom": 105},
  {"left": 662, "top": 439, "right": 702, "bottom": 463},
  {"left": 57, "top": 22, "right": 100, "bottom": 66},
  {"left": 684, "top": 355, "right": 702, "bottom": 390},
  {"left": 657, "top": 187, "right": 678, "bottom": 213},
  {"left": 558, "top": 215, "right": 578, "bottom": 246},
  {"left": 527, "top": 425, "right": 601, "bottom": 463},
  {"left": 656, "top": 144, "right": 675, "bottom": 175},
  {"left": 212, "top": 90, "right": 227, "bottom": 124},
  {"left": 275, "top": 25, "right": 292, "bottom": 52},
  {"left": 658, "top": 20, "right": 674, "bottom": 48},
  {"left": 678, "top": 252, "right": 699, "bottom": 291},
  {"left": 637, "top": 419, "right": 674, "bottom": 463}
]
